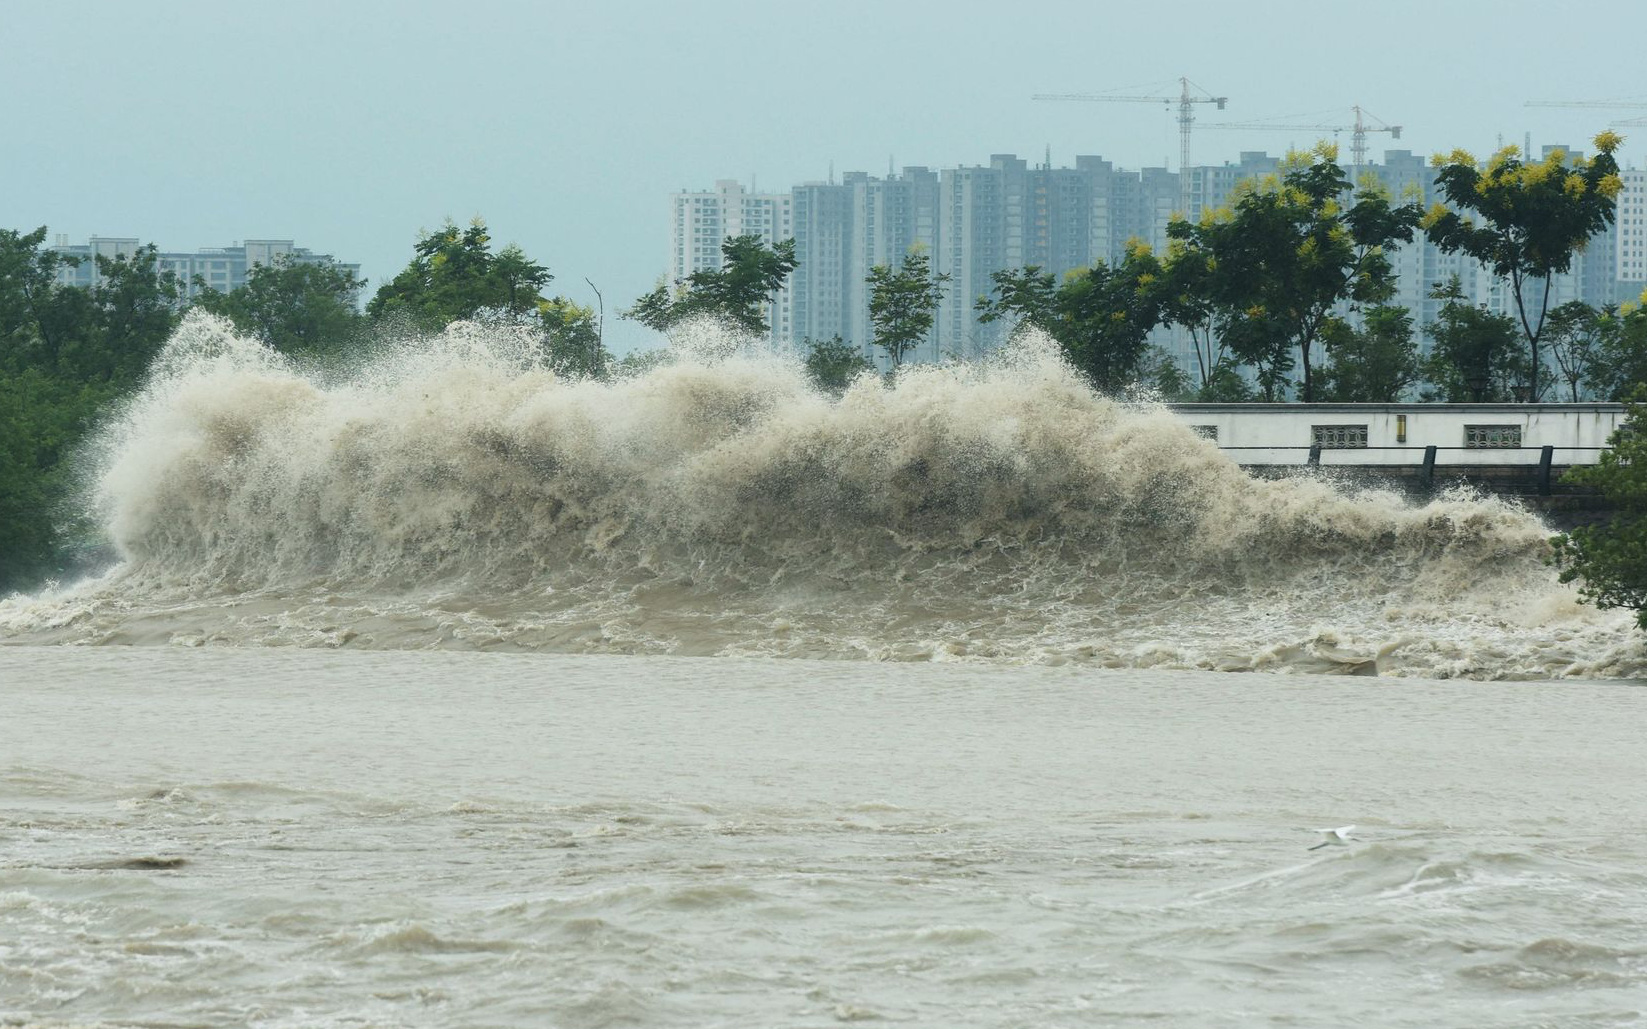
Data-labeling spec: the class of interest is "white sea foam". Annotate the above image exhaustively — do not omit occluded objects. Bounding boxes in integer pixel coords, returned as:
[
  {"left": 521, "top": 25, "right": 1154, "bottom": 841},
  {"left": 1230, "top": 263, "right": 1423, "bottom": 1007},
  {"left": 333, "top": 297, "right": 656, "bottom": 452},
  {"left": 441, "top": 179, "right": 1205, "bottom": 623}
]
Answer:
[{"left": 2, "top": 311, "right": 1640, "bottom": 677}]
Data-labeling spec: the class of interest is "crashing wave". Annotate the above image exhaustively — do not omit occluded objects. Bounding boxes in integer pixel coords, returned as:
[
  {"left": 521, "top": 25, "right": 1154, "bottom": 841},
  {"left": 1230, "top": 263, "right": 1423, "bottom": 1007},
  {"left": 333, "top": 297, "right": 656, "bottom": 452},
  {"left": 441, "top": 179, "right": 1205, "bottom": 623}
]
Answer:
[{"left": 1, "top": 311, "right": 1639, "bottom": 678}]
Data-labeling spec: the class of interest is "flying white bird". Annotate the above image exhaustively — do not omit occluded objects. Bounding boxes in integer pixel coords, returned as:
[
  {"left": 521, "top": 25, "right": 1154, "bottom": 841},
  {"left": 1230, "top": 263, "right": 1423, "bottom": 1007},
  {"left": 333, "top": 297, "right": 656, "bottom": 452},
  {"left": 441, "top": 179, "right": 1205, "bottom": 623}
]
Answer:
[{"left": 1308, "top": 825, "right": 1355, "bottom": 851}]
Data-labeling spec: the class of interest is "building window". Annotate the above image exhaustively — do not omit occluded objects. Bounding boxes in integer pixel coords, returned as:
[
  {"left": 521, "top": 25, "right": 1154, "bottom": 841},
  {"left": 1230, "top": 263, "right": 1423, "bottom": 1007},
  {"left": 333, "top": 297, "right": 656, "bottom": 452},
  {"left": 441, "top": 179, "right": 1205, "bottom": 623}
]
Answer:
[
  {"left": 1464, "top": 425, "right": 1522, "bottom": 448},
  {"left": 1190, "top": 425, "right": 1218, "bottom": 441},
  {"left": 1312, "top": 424, "right": 1368, "bottom": 448}
]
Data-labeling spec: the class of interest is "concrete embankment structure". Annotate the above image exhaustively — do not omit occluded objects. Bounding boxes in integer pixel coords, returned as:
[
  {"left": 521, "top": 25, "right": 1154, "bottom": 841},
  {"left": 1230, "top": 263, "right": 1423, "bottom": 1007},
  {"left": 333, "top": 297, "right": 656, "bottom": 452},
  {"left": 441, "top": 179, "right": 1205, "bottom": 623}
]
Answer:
[{"left": 1169, "top": 403, "right": 1627, "bottom": 527}]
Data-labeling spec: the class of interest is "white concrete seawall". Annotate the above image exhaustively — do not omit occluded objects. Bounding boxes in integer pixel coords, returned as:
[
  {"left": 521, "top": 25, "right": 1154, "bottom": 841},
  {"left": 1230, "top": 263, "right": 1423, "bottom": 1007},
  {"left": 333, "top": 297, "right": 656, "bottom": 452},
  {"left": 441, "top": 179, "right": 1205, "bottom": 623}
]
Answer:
[{"left": 1167, "top": 403, "right": 1626, "bottom": 467}]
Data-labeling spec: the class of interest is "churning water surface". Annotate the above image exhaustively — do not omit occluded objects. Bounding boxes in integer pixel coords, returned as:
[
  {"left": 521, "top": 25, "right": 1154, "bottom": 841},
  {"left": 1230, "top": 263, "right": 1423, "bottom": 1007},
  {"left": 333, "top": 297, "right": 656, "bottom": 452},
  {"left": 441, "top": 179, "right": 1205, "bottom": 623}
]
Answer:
[
  {"left": 3, "top": 315, "right": 1645, "bottom": 1026},
  {"left": 1, "top": 311, "right": 1642, "bottom": 677},
  {"left": 3, "top": 648, "right": 1645, "bottom": 1028}
]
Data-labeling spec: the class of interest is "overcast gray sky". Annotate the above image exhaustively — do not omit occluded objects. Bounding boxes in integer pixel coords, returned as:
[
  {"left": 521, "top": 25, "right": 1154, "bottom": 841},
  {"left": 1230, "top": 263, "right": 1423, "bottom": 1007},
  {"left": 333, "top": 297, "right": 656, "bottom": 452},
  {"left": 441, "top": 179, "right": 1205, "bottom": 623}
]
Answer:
[{"left": 5, "top": 0, "right": 1644, "bottom": 352}]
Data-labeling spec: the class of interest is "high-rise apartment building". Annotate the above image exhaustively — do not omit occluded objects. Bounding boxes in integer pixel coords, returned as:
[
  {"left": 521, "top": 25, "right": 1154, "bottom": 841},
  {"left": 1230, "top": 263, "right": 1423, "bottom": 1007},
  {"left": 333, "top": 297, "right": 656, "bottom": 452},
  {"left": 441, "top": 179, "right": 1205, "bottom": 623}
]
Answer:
[
  {"left": 669, "top": 180, "right": 794, "bottom": 343},
  {"left": 50, "top": 236, "right": 360, "bottom": 302},
  {"left": 1617, "top": 167, "right": 1647, "bottom": 299},
  {"left": 847, "top": 167, "right": 940, "bottom": 353},
  {"left": 790, "top": 180, "right": 854, "bottom": 347},
  {"left": 936, "top": 158, "right": 1012, "bottom": 359}
]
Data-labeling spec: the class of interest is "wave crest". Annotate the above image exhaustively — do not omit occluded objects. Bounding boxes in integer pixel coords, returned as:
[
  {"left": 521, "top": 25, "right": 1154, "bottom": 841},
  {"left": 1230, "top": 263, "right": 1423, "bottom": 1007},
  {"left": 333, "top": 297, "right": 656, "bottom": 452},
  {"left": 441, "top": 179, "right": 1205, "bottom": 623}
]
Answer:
[{"left": 3, "top": 313, "right": 1639, "bottom": 677}]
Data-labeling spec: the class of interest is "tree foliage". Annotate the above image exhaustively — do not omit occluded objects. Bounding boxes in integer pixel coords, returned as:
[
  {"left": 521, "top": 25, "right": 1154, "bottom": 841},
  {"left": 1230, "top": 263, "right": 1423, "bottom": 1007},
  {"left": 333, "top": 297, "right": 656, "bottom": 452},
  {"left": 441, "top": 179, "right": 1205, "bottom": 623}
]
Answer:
[
  {"left": 1141, "top": 348, "right": 1196, "bottom": 401},
  {"left": 537, "top": 296, "right": 609, "bottom": 378},
  {"left": 1424, "top": 132, "right": 1624, "bottom": 400},
  {"left": 2, "top": 227, "right": 81, "bottom": 374},
  {"left": 1167, "top": 144, "right": 1422, "bottom": 401},
  {"left": 1538, "top": 299, "right": 1647, "bottom": 403},
  {"left": 1542, "top": 300, "right": 1609, "bottom": 402},
  {"left": 1194, "top": 360, "right": 1258, "bottom": 402},
  {"left": 977, "top": 243, "right": 1167, "bottom": 393},
  {"left": 194, "top": 257, "right": 365, "bottom": 357},
  {"left": 802, "top": 334, "right": 875, "bottom": 394},
  {"left": 0, "top": 229, "right": 182, "bottom": 385},
  {"left": 1587, "top": 303, "right": 1647, "bottom": 401},
  {"left": 867, "top": 247, "right": 949, "bottom": 368},
  {"left": 1552, "top": 391, "right": 1647, "bottom": 626},
  {"left": 1319, "top": 304, "right": 1420, "bottom": 402},
  {"left": 0, "top": 228, "right": 182, "bottom": 588},
  {"left": 1157, "top": 238, "right": 1232, "bottom": 391},
  {"left": 625, "top": 235, "right": 798, "bottom": 336},
  {"left": 368, "top": 219, "right": 552, "bottom": 328},
  {"left": 1420, "top": 276, "right": 1529, "bottom": 402},
  {"left": 976, "top": 264, "right": 1059, "bottom": 336},
  {"left": 0, "top": 369, "right": 112, "bottom": 586}
]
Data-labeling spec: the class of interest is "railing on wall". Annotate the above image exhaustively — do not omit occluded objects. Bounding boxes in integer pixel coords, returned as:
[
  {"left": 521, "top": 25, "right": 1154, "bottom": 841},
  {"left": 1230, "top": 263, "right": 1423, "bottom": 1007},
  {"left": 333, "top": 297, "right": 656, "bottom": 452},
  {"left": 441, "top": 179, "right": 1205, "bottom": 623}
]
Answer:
[{"left": 1216, "top": 444, "right": 1609, "bottom": 495}]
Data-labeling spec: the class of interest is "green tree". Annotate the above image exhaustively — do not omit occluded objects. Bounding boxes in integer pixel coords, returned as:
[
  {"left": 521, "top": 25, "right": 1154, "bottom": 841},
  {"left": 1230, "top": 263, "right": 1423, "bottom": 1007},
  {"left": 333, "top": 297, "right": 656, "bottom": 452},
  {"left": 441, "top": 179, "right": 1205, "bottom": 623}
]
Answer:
[
  {"left": 1142, "top": 349, "right": 1196, "bottom": 401},
  {"left": 55, "top": 245, "right": 183, "bottom": 385},
  {"left": 1420, "top": 276, "right": 1529, "bottom": 402},
  {"left": 1, "top": 227, "right": 85, "bottom": 375},
  {"left": 1552, "top": 390, "right": 1647, "bottom": 627},
  {"left": 0, "top": 228, "right": 180, "bottom": 589},
  {"left": 1169, "top": 143, "right": 1422, "bottom": 401},
  {"left": 976, "top": 264, "right": 1059, "bottom": 335},
  {"left": 490, "top": 243, "right": 554, "bottom": 317},
  {"left": 1319, "top": 304, "right": 1420, "bottom": 402},
  {"left": 802, "top": 334, "right": 875, "bottom": 393},
  {"left": 1158, "top": 235, "right": 1234, "bottom": 391},
  {"left": 0, "top": 369, "right": 116, "bottom": 585},
  {"left": 1543, "top": 300, "right": 1609, "bottom": 402},
  {"left": 1167, "top": 209, "right": 1291, "bottom": 400},
  {"left": 977, "top": 242, "right": 1169, "bottom": 392},
  {"left": 625, "top": 235, "right": 798, "bottom": 336},
  {"left": 368, "top": 219, "right": 551, "bottom": 328},
  {"left": 1587, "top": 303, "right": 1647, "bottom": 401},
  {"left": 194, "top": 257, "right": 366, "bottom": 358},
  {"left": 867, "top": 247, "right": 949, "bottom": 368},
  {"left": 1194, "top": 359, "right": 1257, "bottom": 402},
  {"left": 1424, "top": 132, "right": 1625, "bottom": 401},
  {"left": 624, "top": 279, "right": 675, "bottom": 332},
  {"left": 537, "top": 296, "right": 609, "bottom": 378}
]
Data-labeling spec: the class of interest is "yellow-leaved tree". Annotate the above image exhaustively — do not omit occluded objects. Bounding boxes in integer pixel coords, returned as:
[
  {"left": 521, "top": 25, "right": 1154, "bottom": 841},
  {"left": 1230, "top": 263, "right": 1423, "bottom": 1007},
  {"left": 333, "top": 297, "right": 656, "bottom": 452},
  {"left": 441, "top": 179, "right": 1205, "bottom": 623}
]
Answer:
[{"left": 1424, "top": 133, "right": 1625, "bottom": 401}]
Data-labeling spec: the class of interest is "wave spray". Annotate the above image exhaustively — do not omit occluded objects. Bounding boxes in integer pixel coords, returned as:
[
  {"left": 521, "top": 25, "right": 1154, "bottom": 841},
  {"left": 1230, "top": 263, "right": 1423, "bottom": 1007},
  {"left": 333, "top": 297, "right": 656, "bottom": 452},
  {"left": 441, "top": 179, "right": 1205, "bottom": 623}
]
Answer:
[{"left": 3, "top": 312, "right": 1638, "bottom": 677}]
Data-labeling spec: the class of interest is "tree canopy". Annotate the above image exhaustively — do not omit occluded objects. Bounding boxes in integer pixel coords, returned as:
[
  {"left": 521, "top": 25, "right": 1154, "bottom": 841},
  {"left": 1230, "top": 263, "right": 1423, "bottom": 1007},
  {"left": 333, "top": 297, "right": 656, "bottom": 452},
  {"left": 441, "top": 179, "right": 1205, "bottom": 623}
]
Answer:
[
  {"left": 0, "top": 228, "right": 183, "bottom": 587},
  {"left": 1319, "top": 304, "right": 1420, "bottom": 402},
  {"left": 194, "top": 256, "right": 365, "bottom": 358},
  {"left": 1543, "top": 301, "right": 1609, "bottom": 402},
  {"left": 978, "top": 242, "right": 1167, "bottom": 393},
  {"left": 1425, "top": 132, "right": 1624, "bottom": 400},
  {"left": 1166, "top": 143, "right": 1422, "bottom": 401},
  {"left": 1420, "top": 276, "right": 1529, "bottom": 403},
  {"left": 1553, "top": 391, "right": 1647, "bottom": 627},
  {"left": 537, "top": 296, "right": 609, "bottom": 379},
  {"left": 866, "top": 247, "right": 948, "bottom": 368},
  {"left": 1587, "top": 303, "right": 1647, "bottom": 402},
  {"left": 625, "top": 235, "right": 798, "bottom": 336},
  {"left": 368, "top": 219, "right": 552, "bottom": 328},
  {"left": 802, "top": 334, "right": 875, "bottom": 393}
]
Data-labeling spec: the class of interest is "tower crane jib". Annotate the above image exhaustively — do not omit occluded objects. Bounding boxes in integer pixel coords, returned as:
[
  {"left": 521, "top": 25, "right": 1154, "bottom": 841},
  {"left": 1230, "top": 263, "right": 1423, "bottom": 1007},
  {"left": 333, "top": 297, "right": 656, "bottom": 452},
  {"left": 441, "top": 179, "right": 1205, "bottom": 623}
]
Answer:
[
  {"left": 1200, "top": 106, "right": 1401, "bottom": 174},
  {"left": 1033, "top": 77, "right": 1228, "bottom": 214}
]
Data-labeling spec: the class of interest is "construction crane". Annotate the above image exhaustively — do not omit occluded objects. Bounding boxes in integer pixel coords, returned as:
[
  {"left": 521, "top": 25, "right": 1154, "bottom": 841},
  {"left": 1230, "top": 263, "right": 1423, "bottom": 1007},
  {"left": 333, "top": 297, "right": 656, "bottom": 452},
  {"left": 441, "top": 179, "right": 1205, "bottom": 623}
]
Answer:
[
  {"left": 1526, "top": 98, "right": 1647, "bottom": 133},
  {"left": 1524, "top": 99, "right": 1647, "bottom": 155},
  {"left": 1201, "top": 106, "right": 1401, "bottom": 173},
  {"left": 1526, "top": 98, "right": 1647, "bottom": 111},
  {"left": 1033, "top": 77, "right": 1228, "bottom": 211}
]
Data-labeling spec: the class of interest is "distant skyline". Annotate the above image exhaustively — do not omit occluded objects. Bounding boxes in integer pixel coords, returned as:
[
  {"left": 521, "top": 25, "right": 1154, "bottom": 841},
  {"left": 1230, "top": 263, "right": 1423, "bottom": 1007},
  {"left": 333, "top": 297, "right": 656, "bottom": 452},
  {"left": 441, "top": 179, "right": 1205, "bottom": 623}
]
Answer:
[{"left": 6, "top": 0, "right": 1646, "bottom": 354}]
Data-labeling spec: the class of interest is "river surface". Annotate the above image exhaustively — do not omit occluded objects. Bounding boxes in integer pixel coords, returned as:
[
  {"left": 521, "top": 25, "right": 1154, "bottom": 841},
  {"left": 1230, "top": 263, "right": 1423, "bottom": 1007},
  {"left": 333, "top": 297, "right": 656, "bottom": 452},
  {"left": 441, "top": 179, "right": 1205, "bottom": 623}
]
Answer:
[{"left": 3, "top": 646, "right": 1644, "bottom": 1028}]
